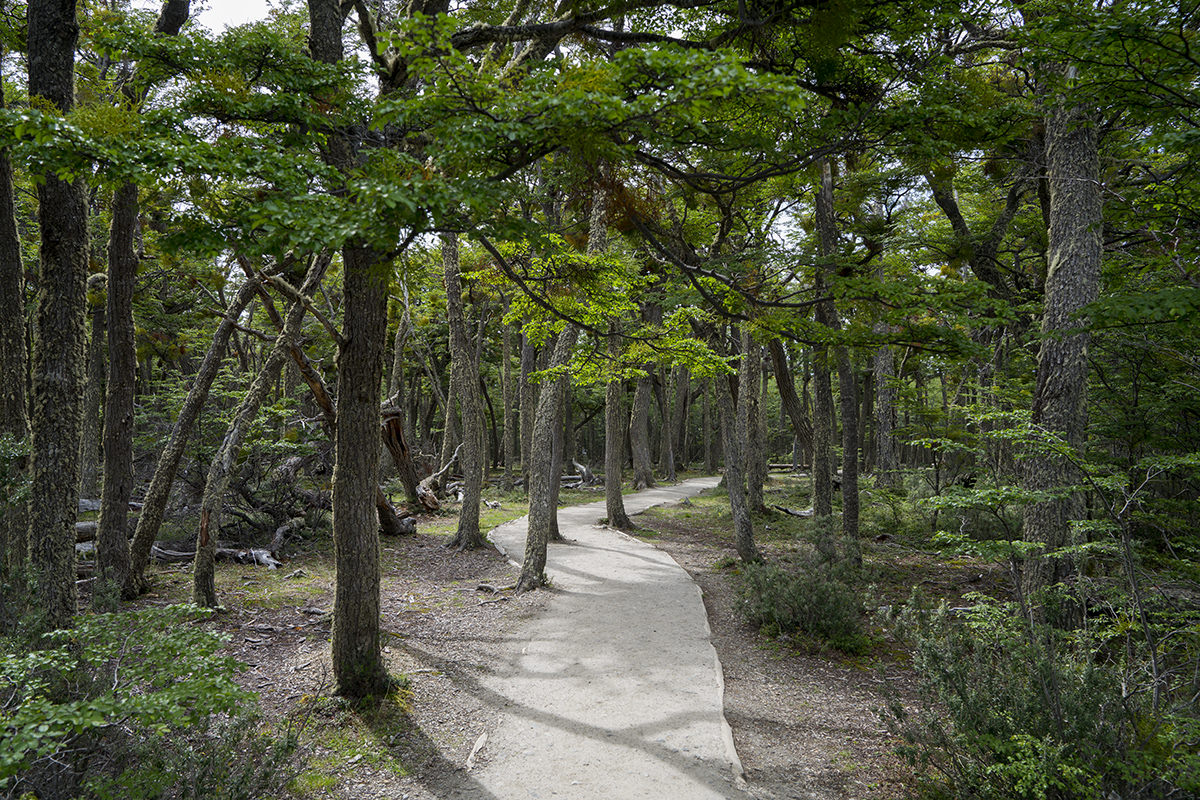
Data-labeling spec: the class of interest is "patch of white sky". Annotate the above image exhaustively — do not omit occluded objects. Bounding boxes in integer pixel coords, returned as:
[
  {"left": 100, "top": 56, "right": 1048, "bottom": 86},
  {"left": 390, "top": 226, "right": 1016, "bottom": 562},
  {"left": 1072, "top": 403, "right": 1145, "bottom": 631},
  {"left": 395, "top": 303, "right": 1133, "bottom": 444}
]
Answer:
[{"left": 130, "top": 0, "right": 274, "bottom": 32}]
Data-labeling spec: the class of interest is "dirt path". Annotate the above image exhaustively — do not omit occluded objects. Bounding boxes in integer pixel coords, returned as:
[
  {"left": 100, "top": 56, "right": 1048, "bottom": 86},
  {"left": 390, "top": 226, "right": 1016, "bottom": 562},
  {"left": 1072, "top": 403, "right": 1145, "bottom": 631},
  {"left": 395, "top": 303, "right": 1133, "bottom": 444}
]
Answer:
[{"left": 448, "top": 476, "right": 743, "bottom": 799}]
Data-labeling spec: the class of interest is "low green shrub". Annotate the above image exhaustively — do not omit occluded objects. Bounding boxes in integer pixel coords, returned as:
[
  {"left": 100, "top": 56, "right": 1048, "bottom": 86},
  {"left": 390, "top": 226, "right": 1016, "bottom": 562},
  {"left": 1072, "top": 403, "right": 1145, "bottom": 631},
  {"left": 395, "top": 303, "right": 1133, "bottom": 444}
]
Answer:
[
  {"left": 735, "top": 554, "right": 869, "bottom": 655},
  {"left": 1, "top": 604, "right": 300, "bottom": 799},
  {"left": 883, "top": 594, "right": 1200, "bottom": 800}
]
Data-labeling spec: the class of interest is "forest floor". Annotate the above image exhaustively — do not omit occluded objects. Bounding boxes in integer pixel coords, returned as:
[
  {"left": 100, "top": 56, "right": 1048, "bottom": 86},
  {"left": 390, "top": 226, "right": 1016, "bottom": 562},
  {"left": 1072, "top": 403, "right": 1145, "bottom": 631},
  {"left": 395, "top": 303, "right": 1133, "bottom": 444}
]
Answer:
[{"left": 138, "top": 474, "right": 1007, "bottom": 799}]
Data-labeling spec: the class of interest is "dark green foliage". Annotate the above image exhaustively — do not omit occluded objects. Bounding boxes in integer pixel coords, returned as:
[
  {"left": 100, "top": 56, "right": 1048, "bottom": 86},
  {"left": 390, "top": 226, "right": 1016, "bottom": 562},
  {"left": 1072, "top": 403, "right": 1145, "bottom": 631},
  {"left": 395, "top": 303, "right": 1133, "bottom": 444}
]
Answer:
[
  {"left": 0, "top": 605, "right": 301, "bottom": 799},
  {"left": 883, "top": 595, "right": 1200, "bottom": 800},
  {"left": 735, "top": 550, "right": 869, "bottom": 655}
]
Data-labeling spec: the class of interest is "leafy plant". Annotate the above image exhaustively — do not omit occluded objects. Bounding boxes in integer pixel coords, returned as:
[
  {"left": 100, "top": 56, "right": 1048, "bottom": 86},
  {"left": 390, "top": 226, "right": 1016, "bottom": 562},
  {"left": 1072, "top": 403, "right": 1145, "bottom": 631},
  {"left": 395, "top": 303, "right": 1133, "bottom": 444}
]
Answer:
[{"left": 0, "top": 604, "right": 299, "bottom": 799}]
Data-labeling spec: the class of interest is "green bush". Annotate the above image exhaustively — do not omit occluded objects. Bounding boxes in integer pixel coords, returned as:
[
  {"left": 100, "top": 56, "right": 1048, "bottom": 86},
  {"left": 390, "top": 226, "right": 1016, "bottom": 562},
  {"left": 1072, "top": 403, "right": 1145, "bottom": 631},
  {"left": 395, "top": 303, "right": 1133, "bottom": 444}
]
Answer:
[
  {"left": 883, "top": 594, "right": 1200, "bottom": 800},
  {"left": 735, "top": 555, "right": 869, "bottom": 655},
  {"left": 0, "top": 604, "right": 300, "bottom": 799}
]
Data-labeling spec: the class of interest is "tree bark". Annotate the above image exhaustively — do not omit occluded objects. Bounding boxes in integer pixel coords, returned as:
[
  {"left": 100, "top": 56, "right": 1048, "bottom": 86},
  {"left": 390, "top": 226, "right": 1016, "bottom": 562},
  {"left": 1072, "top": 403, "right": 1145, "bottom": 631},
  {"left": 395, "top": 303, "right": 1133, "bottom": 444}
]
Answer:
[
  {"left": 671, "top": 365, "right": 690, "bottom": 468},
  {"left": 716, "top": 366, "right": 760, "bottom": 563},
  {"left": 0, "top": 72, "right": 28, "bottom": 584},
  {"left": 519, "top": 329, "right": 536, "bottom": 487},
  {"left": 96, "top": 183, "right": 138, "bottom": 599},
  {"left": 516, "top": 324, "right": 579, "bottom": 591},
  {"left": 811, "top": 346, "right": 835, "bottom": 518},
  {"left": 27, "top": 0, "right": 88, "bottom": 632},
  {"left": 79, "top": 282, "right": 104, "bottom": 499},
  {"left": 873, "top": 338, "right": 898, "bottom": 487},
  {"left": 443, "top": 233, "right": 486, "bottom": 550},
  {"left": 605, "top": 323, "right": 634, "bottom": 529},
  {"left": 655, "top": 368, "right": 676, "bottom": 480},
  {"left": 769, "top": 338, "right": 813, "bottom": 468},
  {"left": 309, "top": 0, "right": 390, "bottom": 698},
  {"left": 501, "top": 317, "right": 516, "bottom": 489},
  {"left": 628, "top": 357, "right": 656, "bottom": 490},
  {"left": 1021, "top": 96, "right": 1102, "bottom": 602},
  {"left": 702, "top": 378, "right": 715, "bottom": 473},
  {"left": 740, "top": 329, "right": 767, "bottom": 513}
]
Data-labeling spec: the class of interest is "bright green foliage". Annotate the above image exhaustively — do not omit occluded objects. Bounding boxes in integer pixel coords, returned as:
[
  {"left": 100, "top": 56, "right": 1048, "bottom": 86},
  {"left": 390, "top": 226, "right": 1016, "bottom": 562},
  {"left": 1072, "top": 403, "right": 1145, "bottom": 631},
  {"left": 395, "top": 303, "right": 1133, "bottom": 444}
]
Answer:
[{"left": 0, "top": 605, "right": 252, "bottom": 790}]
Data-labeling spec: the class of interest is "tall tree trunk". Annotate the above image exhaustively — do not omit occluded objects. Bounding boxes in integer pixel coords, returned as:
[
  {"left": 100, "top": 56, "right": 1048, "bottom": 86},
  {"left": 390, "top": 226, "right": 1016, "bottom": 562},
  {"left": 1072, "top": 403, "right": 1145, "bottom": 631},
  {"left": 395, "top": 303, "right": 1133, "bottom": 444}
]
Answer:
[
  {"left": 309, "top": 0, "right": 390, "bottom": 698},
  {"left": 703, "top": 378, "right": 715, "bottom": 473},
  {"left": 27, "top": 0, "right": 88, "bottom": 632},
  {"left": 439, "top": 367, "right": 459, "bottom": 470},
  {"left": 605, "top": 323, "right": 633, "bottom": 529},
  {"left": 1021, "top": 97, "right": 1102, "bottom": 602},
  {"left": 516, "top": 325, "right": 579, "bottom": 592},
  {"left": 444, "top": 233, "right": 485, "bottom": 550},
  {"left": 873, "top": 338, "right": 898, "bottom": 487},
  {"left": 672, "top": 365, "right": 690, "bottom": 467},
  {"left": 519, "top": 330, "right": 536, "bottom": 486},
  {"left": 716, "top": 368, "right": 760, "bottom": 563},
  {"left": 629, "top": 370, "right": 656, "bottom": 489},
  {"left": 740, "top": 329, "right": 767, "bottom": 513},
  {"left": 79, "top": 284, "right": 104, "bottom": 498},
  {"left": 128, "top": 278, "right": 260, "bottom": 591},
  {"left": 812, "top": 346, "right": 835, "bottom": 518},
  {"left": 501, "top": 317, "right": 516, "bottom": 490},
  {"left": 0, "top": 74, "right": 29, "bottom": 585},
  {"left": 96, "top": 184, "right": 137, "bottom": 600},
  {"left": 655, "top": 369, "right": 676, "bottom": 480}
]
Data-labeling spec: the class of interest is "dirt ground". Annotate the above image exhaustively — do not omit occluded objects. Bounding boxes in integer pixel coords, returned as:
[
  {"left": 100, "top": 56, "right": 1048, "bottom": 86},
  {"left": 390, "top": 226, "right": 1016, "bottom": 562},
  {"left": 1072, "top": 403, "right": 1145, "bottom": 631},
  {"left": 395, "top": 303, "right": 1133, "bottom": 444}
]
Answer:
[{"left": 145, "top": 488, "right": 923, "bottom": 799}]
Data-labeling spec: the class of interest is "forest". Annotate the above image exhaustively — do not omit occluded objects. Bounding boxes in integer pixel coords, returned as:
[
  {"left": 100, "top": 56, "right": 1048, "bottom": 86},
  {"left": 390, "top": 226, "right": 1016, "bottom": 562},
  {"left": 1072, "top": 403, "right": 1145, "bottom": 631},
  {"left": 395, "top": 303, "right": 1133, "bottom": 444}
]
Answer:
[{"left": 1, "top": 0, "right": 1199, "bottom": 797}]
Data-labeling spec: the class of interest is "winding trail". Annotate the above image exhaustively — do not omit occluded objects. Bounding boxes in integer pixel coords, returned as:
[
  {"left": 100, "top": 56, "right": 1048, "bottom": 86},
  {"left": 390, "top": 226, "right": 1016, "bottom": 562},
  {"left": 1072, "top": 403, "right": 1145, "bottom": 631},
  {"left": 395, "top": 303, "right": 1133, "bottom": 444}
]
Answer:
[{"left": 463, "top": 476, "right": 745, "bottom": 799}]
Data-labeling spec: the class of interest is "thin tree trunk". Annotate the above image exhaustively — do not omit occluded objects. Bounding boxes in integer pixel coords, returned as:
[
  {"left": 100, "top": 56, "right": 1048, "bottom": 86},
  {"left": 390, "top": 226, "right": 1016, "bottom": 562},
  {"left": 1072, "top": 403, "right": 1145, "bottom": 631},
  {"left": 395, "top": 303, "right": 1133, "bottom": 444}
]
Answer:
[
  {"left": 703, "top": 378, "right": 715, "bottom": 473},
  {"left": 815, "top": 158, "right": 861, "bottom": 560},
  {"left": 873, "top": 338, "right": 898, "bottom": 487},
  {"left": 629, "top": 370, "right": 656, "bottom": 489},
  {"left": 769, "top": 338, "right": 813, "bottom": 468},
  {"left": 519, "top": 330, "right": 536, "bottom": 486},
  {"left": 1021, "top": 96, "right": 1102, "bottom": 603},
  {"left": 0, "top": 73, "right": 29, "bottom": 585},
  {"left": 812, "top": 346, "right": 835, "bottom": 518},
  {"left": 96, "top": 183, "right": 137, "bottom": 599},
  {"left": 516, "top": 325, "right": 579, "bottom": 592},
  {"left": 501, "top": 318, "right": 516, "bottom": 490},
  {"left": 605, "top": 323, "right": 633, "bottom": 529},
  {"left": 655, "top": 368, "right": 676, "bottom": 480},
  {"left": 27, "top": 0, "right": 88, "bottom": 632},
  {"left": 80, "top": 286, "right": 104, "bottom": 499},
  {"left": 444, "top": 233, "right": 486, "bottom": 550},
  {"left": 716, "top": 368, "right": 760, "bottom": 563},
  {"left": 128, "top": 278, "right": 260, "bottom": 592},
  {"left": 741, "top": 329, "right": 767, "bottom": 513},
  {"left": 439, "top": 367, "right": 459, "bottom": 470},
  {"left": 193, "top": 258, "right": 326, "bottom": 607},
  {"left": 672, "top": 365, "right": 690, "bottom": 468}
]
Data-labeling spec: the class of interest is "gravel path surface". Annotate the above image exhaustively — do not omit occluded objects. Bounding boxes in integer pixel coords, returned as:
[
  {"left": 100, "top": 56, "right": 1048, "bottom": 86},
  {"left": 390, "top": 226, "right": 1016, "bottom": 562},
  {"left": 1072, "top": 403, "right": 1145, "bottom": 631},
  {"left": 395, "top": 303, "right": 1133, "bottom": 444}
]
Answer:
[{"left": 456, "top": 476, "right": 746, "bottom": 799}]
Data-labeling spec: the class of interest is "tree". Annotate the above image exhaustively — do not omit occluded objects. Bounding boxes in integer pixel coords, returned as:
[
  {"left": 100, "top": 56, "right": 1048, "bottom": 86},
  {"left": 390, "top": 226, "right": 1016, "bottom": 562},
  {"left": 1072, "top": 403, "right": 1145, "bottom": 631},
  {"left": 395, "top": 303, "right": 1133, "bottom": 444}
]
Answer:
[
  {"left": 443, "top": 232, "right": 487, "bottom": 550},
  {"left": 27, "top": 0, "right": 89, "bottom": 632}
]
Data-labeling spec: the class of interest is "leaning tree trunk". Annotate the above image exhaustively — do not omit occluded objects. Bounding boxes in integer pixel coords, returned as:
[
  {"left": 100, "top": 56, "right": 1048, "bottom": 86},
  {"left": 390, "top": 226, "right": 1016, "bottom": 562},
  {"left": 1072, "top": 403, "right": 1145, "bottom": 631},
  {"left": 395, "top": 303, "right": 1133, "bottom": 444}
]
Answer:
[
  {"left": 443, "top": 233, "right": 486, "bottom": 550},
  {"left": 193, "top": 257, "right": 326, "bottom": 607},
  {"left": 127, "top": 278, "right": 259, "bottom": 592},
  {"left": 27, "top": 0, "right": 88, "bottom": 632},
  {"left": 516, "top": 324, "right": 579, "bottom": 592},
  {"left": 716, "top": 367, "right": 761, "bottom": 564},
  {"left": 0, "top": 72, "right": 29, "bottom": 585},
  {"left": 769, "top": 338, "right": 814, "bottom": 469},
  {"left": 1021, "top": 97, "right": 1102, "bottom": 603},
  {"left": 96, "top": 183, "right": 138, "bottom": 599}
]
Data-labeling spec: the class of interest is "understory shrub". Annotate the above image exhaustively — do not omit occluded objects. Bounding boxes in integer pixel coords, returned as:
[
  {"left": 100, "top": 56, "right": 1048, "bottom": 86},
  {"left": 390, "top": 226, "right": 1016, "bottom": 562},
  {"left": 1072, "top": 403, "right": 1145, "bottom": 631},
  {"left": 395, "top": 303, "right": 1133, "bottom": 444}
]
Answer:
[
  {"left": 1, "top": 604, "right": 301, "bottom": 799},
  {"left": 735, "top": 551, "right": 869, "bottom": 655},
  {"left": 883, "top": 594, "right": 1200, "bottom": 800}
]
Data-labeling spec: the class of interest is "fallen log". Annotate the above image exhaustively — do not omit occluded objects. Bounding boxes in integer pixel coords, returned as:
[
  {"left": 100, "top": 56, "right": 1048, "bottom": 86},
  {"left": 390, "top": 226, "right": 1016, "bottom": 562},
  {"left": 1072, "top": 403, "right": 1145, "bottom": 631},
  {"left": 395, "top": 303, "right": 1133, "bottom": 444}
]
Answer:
[
  {"left": 150, "top": 543, "right": 283, "bottom": 568},
  {"left": 773, "top": 504, "right": 814, "bottom": 518}
]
